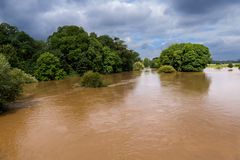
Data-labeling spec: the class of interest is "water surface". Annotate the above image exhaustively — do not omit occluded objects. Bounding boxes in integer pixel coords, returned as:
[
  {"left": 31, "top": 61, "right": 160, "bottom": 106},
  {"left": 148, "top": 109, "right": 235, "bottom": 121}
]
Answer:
[{"left": 0, "top": 69, "right": 240, "bottom": 160}]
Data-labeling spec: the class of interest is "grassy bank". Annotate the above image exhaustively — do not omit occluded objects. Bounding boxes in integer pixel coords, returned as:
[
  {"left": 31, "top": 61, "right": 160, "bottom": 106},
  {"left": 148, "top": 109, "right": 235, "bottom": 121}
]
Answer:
[{"left": 208, "top": 63, "right": 240, "bottom": 69}]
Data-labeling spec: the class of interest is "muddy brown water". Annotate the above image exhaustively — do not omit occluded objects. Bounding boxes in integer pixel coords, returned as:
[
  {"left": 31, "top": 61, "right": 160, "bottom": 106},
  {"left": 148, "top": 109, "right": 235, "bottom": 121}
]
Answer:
[{"left": 0, "top": 69, "right": 240, "bottom": 160}]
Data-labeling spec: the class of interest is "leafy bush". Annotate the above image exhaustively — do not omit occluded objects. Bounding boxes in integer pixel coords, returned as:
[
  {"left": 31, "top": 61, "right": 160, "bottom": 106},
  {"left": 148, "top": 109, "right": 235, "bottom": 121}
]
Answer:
[
  {"left": 235, "top": 63, "right": 240, "bottom": 68},
  {"left": 34, "top": 52, "right": 66, "bottom": 81},
  {"left": 0, "top": 54, "right": 22, "bottom": 107},
  {"left": 228, "top": 63, "right": 233, "bottom": 68},
  {"left": 159, "top": 43, "right": 212, "bottom": 72},
  {"left": 10, "top": 68, "right": 37, "bottom": 83},
  {"left": 81, "top": 71, "right": 105, "bottom": 88},
  {"left": 158, "top": 65, "right": 176, "bottom": 73},
  {"left": 133, "top": 61, "right": 144, "bottom": 71}
]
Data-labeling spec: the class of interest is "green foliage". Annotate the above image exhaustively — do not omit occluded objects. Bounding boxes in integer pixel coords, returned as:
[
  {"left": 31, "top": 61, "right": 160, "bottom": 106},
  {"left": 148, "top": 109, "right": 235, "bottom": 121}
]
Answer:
[
  {"left": 0, "top": 23, "right": 44, "bottom": 74},
  {"left": 48, "top": 25, "right": 139, "bottom": 74},
  {"left": 0, "top": 54, "right": 26, "bottom": 109},
  {"left": 0, "top": 44, "right": 20, "bottom": 68},
  {"left": 10, "top": 68, "right": 37, "bottom": 83},
  {"left": 133, "top": 61, "right": 144, "bottom": 71},
  {"left": 143, "top": 58, "right": 151, "bottom": 68},
  {"left": 158, "top": 65, "right": 176, "bottom": 73},
  {"left": 159, "top": 43, "right": 212, "bottom": 72},
  {"left": 150, "top": 57, "right": 160, "bottom": 68},
  {"left": 81, "top": 71, "right": 105, "bottom": 88},
  {"left": 35, "top": 52, "right": 66, "bottom": 81},
  {"left": 228, "top": 63, "right": 233, "bottom": 68},
  {"left": 102, "top": 46, "right": 122, "bottom": 73},
  {"left": 1, "top": 23, "right": 140, "bottom": 82}
]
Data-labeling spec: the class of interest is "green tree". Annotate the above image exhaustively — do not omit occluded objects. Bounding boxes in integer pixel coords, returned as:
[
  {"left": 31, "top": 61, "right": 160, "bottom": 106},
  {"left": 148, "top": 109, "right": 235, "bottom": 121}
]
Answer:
[
  {"left": 0, "top": 54, "right": 36, "bottom": 108},
  {"left": 133, "top": 61, "right": 144, "bottom": 71},
  {"left": 0, "top": 44, "right": 19, "bottom": 67},
  {"left": 0, "top": 23, "right": 18, "bottom": 44},
  {"left": 102, "top": 46, "right": 122, "bottom": 73},
  {"left": 0, "top": 23, "right": 43, "bottom": 74},
  {"left": 0, "top": 54, "right": 21, "bottom": 107},
  {"left": 48, "top": 25, "right": 140, "bottom": 74},
  {"left": 150, "top": 57, "right": 160, "bottom": 68},
  {"left": 34, "top": 52, "right": 66, "bottom": 81},
  {"left": 143, "top": 58, "right": 151, "bottom": 68},
  {"left": 159, "top": 43, "right": 212, "bottom": 72}
]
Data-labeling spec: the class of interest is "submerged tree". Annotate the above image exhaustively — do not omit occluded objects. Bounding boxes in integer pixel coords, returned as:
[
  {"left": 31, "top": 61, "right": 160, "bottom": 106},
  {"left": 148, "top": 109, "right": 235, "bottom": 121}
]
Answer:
[
  {"left": 159, "top": 43, "right": 212, "bottom": 72},
  {"left": 81, "top": 71, "right": 106, "bottom": 88},
  {"left": 158, "top": 65, "right": 176, "bottom": 73}
]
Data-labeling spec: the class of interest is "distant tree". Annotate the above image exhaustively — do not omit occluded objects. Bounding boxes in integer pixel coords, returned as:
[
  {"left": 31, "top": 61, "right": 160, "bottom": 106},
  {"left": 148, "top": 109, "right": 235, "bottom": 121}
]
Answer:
[
  {"left": 98, "top": 35, "right": 115, "bottom": 49},
  {"left": 34, "top": 52, "right": 66, "bottom": 81},
  {"left": 159, "top": 43, "right": 212, "bottom": 72},
  {"left": 143, "top": 58, "right": 151, "bottom": 68},
  {"left": 90, "top": 32, "right": 97, "bottom": 38},
  {"left": 133, "top": 61, "right": 144, "bottom": 71},
  {"left": 150, "top": 57, "right": 160, "bottom": 68},
  {"left": 228, "top": 63, "right": 233, "bottom": 68}
]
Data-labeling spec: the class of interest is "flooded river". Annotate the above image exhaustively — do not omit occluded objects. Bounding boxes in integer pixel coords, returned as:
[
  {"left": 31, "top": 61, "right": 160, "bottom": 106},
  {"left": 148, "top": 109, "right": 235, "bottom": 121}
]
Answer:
[{"left": 0, "top": 69, "right": 240, "bottom": 160}]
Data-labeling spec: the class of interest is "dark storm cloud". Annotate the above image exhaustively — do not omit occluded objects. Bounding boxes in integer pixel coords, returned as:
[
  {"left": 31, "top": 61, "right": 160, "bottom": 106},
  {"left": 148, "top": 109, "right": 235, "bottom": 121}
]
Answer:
[
  {"left": 0, "top": 0, "right": 240, "bottom": 60},
  {"left": 169, "top": 0, "right": 239, "bottom": 15}
]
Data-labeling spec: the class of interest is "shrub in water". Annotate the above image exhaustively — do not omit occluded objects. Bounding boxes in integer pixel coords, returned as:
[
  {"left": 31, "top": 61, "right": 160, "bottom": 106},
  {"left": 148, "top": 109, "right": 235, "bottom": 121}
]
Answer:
[
  {"left": 81, "top": 71, "right": 105, "bottom": 88},
  {"left": 228, "top": 63, "right": 233, "bottom": 68},
  {"left": 133, "top": 61, "right": 144, "bottom": 71},
  {"left": 158, "top": 65, "right": 176, "bottom": 73},
  {"left": 159, "top": 43, "right": 212, "bottom": 72}
]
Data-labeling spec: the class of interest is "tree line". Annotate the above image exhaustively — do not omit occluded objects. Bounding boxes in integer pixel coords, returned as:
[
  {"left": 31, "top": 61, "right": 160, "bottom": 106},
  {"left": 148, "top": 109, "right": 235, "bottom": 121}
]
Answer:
[
  {"left": 0, "top": 23, "right": 140, "bottom": 81},
  {"left": 0, "top": 22, "right": 140, "bottom": 108}
]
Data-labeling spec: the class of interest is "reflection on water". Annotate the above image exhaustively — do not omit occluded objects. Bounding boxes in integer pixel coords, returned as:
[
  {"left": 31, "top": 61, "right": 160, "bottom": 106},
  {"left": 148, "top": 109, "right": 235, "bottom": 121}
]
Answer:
[
  {"left": 0, "top": 69, "right": 240, "bottom": 160},
  {"left": 159, "top": 72, "right": 211, "bottom": 96}
]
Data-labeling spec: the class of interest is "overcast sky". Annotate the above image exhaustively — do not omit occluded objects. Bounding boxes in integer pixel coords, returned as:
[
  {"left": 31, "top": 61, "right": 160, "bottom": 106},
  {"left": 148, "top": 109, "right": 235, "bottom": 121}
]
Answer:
[{"left": 0, "top": 0, "right": 240, "bottom": 60}]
